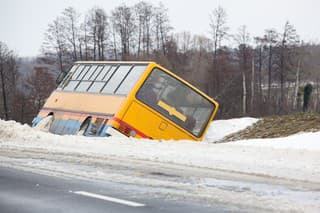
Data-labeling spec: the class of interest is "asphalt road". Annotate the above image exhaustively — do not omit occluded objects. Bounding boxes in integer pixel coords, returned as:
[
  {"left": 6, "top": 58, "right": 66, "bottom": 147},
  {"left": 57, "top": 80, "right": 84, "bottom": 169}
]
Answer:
[{"left": 0, "top": 166, "right": 233, "bottom": 213}]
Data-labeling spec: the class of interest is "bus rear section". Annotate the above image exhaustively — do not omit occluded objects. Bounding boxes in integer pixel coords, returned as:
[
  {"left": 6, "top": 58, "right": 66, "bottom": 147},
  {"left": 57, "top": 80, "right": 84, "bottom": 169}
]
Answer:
[{"left": 111, "top": 65, "right": 218, "bottom": 141}]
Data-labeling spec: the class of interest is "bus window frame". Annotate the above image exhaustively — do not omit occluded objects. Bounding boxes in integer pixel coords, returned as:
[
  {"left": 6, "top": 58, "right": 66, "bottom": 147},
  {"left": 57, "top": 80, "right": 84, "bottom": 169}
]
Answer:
[
  {"left": 114, "top": 65, "right": 147, "bottom": 95},
  {"left": 60, "top": 63, "right": 150, "bottom": 96},
  {"left": 135, "top": 67, "right": 215, "bottom": 138},
  {"left": 111, "top": 65, "right": 133, "bottom": 94},
  {"left": 100, "top": 65, "right": 119, "bottom": 94}
]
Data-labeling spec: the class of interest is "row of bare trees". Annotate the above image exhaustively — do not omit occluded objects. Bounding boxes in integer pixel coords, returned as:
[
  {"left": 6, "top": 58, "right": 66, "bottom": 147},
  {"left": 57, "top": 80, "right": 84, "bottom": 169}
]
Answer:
[
  {"left": 0, "top": 42, "right": 55, "bottom": 123},
  {"left": 39, "top": 2, "right": 320, "bottom": 119},
  {"left": 42, "top": 2, "right": 171, "bottom": 74},
  {"left": 0, "top": 42, "right": 19, "bottom": 120},
  {"left": 207, "top": 6, "right": 307, "bottom": 117},
  {"left": 1, "top": 2, "right": 320, "bottom": 124}
]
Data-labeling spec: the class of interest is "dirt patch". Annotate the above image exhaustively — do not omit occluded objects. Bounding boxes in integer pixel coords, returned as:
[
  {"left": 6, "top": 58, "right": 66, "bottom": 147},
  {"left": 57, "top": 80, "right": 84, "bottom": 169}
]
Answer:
[{"left": 223, "top": 113, "right": 320, "bottom": 142}]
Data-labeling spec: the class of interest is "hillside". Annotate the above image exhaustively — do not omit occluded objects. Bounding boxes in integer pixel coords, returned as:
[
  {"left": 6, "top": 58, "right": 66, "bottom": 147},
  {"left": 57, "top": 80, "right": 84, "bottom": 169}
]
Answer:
[{"left": 223, "top": 112, "right": 320, "bottom": 142}]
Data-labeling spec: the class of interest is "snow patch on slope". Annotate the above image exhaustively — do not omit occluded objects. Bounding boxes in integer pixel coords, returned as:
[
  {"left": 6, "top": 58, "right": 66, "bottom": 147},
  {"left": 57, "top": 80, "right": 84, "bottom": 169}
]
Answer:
[
  {"left": 235, "top": 132, "right": 320, "bottom": 151},
  {"left": 204, "top": 117, "right": 258, "bottom": 142}
]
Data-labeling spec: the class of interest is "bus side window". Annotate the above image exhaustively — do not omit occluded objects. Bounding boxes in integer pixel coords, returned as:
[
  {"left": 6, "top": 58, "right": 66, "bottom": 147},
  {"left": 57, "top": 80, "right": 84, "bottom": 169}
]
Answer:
[
  {"left": 83, "top": 65, "right": 98, "bottom": 80},
  {"left": 90, "top": 66, "right": 104, "bottom": 81},
  {"left": 57, "top": 72, "right": 70, "bottom": 89},
  {"left": 58, "top": 65, "right": 79, "bottom": 88},
  {"left": 63, "top": 80, "right": 80, "bottom": 91},
  {"left": 72, "top": 65, "right": 85, "bottom": 80},
  {"left": 101, "top": 65, "right": 131, "bottom": 94},
  {"left": 77, "top": 66, "right": 90, "bottom": 80},
  {"left": 116, "top": 65, "right": 146, "bottom": 95},
  {"left": 62, "top": 65, "right": 86, "bottom": 91}
]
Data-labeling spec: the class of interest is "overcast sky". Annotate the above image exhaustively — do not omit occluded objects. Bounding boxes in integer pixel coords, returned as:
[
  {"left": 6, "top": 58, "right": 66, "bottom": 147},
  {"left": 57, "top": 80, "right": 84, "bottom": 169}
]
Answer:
[{"left": 1, "top": 0, "right": 319, "bottom": 57}]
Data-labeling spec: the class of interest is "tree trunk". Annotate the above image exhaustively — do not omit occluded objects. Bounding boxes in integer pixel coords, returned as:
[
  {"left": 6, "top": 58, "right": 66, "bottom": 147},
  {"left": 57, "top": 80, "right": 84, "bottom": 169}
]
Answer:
[
  {"left": 0, "top": 66, "right": 9, "bottom": 120},
  {"left": 242, "top": 71, "right": 247, "bottom": 116},
  {"left": 78, "top": 42, "right": 83, "bottom": 60},
  {"left": 71, "top": 21, "right": 77, "bottom": 61},
  {"left": 58, "top": 51, "right": 63, "bottom": 74},
  {"left": 251, "top": 56, "right": 255, "bottom": 113},
  {"left": 258, "top": 46, "right": 262, "bottom": 113},
  {"left": 280, "top": 46, "right": 285, "bottom": 113},
  {"left": 293, "top": 59, "right": 301, "bottom": 110},
  {"left": 84, "top": 25, "right": 88, "bottom": 60},
  {"left": 316, "top": 78, "right": 319, "bottom": 112},
  {"left": 137, "top": 22, "right": 141, "bottom": 56},
  {"left": 268, "top": 45, "right": 272, "bottom": 101},
  {"left": 93, "top": 28, "right": 97, "bottom": 60}
]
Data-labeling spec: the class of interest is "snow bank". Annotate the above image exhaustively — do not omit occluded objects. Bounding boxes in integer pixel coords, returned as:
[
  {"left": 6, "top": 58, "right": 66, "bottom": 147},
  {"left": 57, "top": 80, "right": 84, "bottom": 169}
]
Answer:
[
  {"left": 0, "top": 118, "right": 320, "bottom": 183},
  {"left": 234, "top": 131, "right": 320, "bottom": 151},
  {"left": 204, "top": 117, "right": 258, "bottom": 142},
  {"left": 1, "top": 118, "right": 320, "bottom": 212}
]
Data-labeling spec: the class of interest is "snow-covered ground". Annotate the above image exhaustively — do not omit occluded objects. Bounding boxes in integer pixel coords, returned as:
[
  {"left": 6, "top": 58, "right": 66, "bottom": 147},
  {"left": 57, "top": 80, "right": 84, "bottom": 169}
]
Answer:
[
  {"left": 0, "top": 118, "right": 320, "bottom": 211},
  {"left": 0, "top": 117, "right": 319, "bottom": 182},
  {"left": 205, "top": 117, "right": 258, "bottom": 142}
]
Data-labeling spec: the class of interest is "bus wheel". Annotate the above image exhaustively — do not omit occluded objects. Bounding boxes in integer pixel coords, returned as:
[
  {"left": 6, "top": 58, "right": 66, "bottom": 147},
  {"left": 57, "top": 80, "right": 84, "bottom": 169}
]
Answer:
[
  {"left": 77, "top": 118, "right": 91, "bottom": 136},
  {"left": 34, "top": 115, "right": 53, "bottom": 132}
]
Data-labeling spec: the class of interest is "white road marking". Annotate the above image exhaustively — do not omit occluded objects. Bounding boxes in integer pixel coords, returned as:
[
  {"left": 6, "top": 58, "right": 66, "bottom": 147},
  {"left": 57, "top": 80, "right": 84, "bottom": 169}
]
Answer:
[{"left": 73, "top": 191, "right": 145, "bottom": 207}]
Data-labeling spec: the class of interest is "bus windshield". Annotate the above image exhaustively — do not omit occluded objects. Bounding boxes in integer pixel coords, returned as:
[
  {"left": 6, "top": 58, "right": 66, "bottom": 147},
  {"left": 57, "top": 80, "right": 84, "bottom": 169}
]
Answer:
[{"left": 136, "top": 68, "right": 215, "bottom": 137}]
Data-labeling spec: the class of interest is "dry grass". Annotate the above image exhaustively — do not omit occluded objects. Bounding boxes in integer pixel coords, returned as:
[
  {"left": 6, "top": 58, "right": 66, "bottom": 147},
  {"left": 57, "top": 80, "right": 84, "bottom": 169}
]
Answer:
[{"left": 223, "top": 112, "right": 320, "bottom": 142}]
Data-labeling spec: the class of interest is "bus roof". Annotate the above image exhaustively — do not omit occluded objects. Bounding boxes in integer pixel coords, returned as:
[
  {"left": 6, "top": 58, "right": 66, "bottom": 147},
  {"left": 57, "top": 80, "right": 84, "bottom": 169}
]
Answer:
[
  {"left": 75, "top": 61, "right": 152, "bottom": 65},
  {"left": 72, "top": 61, "right": 216, "bottom": 104}
]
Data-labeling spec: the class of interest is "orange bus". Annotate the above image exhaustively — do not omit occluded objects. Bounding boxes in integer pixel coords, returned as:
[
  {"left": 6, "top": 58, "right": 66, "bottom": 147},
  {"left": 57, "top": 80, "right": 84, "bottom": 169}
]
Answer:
[{"left": 32, "top": 61, "right": 219, "bottom": 141}]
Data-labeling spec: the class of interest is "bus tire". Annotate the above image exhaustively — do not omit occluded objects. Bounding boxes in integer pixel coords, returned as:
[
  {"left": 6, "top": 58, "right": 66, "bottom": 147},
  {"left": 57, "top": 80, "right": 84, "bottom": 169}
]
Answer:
[
  {"left": 77, "top": 118, "right": 91, "bottom": 136},
  {"left": 34, "top": 115, "right": 53, "bottom": 132}
]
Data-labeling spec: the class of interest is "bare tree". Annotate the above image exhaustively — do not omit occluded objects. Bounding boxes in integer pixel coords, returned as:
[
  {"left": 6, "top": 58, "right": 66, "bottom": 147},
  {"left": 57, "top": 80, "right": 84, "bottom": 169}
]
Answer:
[
  {"left": 254, "top": 36, "right": 266, "bottom": 112},
  {"left": 263, "top": 29, "right": 278, "bottom": 102},
  {"left": 0, "top": 42, "right": 19, "bottom": 120},
  {"left": 277, "top": 21, "right": 299, "bottom": 113},
  {"left": 301, "top": 43, "right": 320, "bottom": 112},
  {"left": 189, "top": 34, "right": 212, "bottom": 91},
  {"left": 134, "top": 1, "right": 153, "bottom": 56},
  {"left": 293, "top": 58, "right": 301, "bottom": 110},
  {"left": 110, "top": 19, "right": 118, "bottom": 60},
  {"left": 42, "top": 17, "right": 68, "bottom": 74},
  {"left": 62, "top": 7, "right": 80, "bottom": 61},
  {"left": 235, "top": 26, "right": 251, "bottom": 116},
  {"left": 11, "top": 91, "right": 31, "bottom": 123},
  {"left": 251, "top": 54, "right": 255, "bottom": 113},
  {"left": 153, "top": 2, "right": 172, "bottom": 55},
  {"left": 79, "top": 15, "right": 90, "bottom": 60},
  {"left": 175, "top": 31, "right": 192, "bottom": 54},
  {"left": 26, "top": 67, "right": 56, "bottom": 113},
  {"left": 95, "top": 8, "right": 109, "bottom": 60},
  {"left": 209, "top": 6, "right": 229, "bottom": 95},
  {"left": 111, "top": 4, "right": 136, "bottom": 60},
  {"left": 85, "top": 7, "right": 109, "bottom": 60}
]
